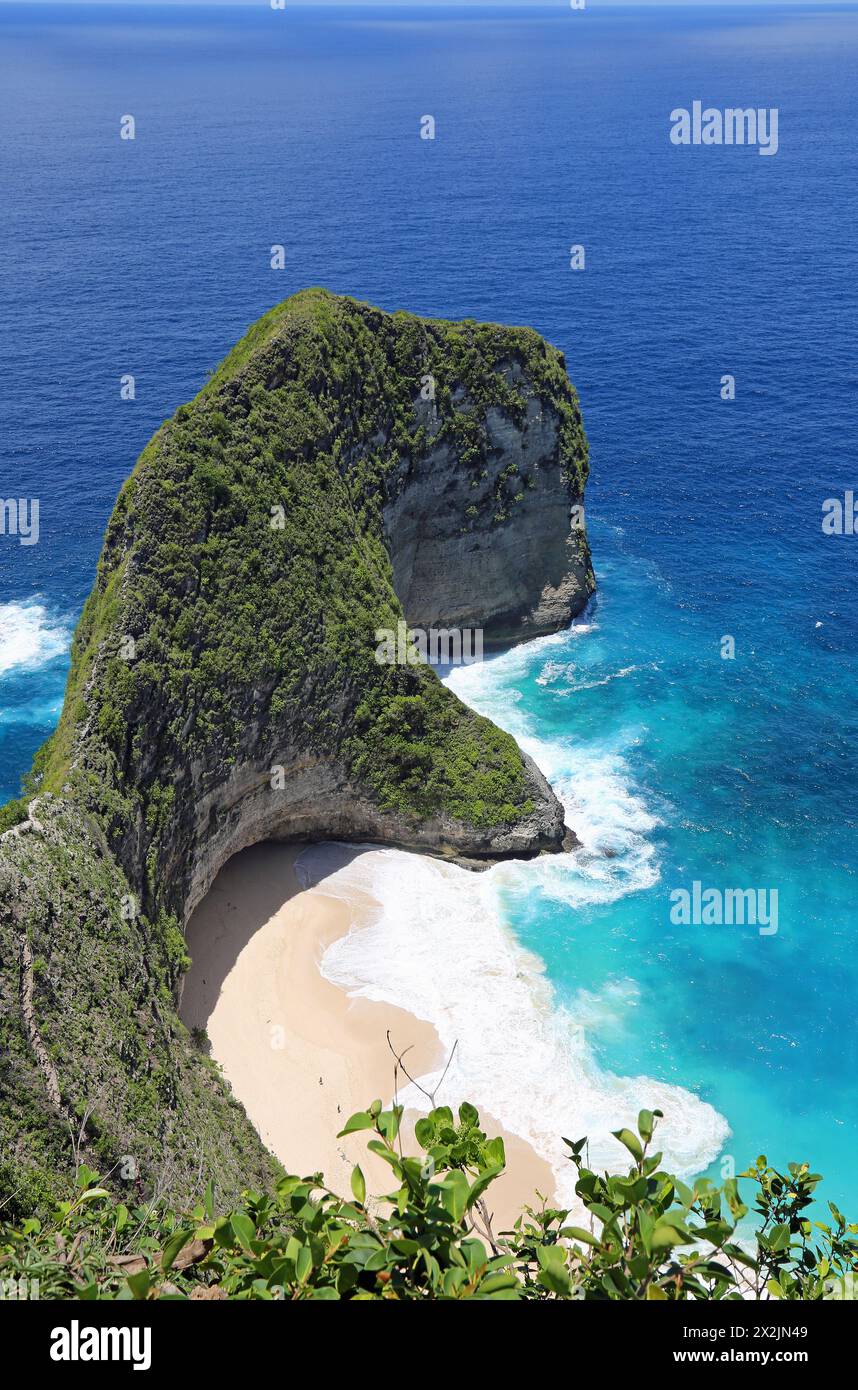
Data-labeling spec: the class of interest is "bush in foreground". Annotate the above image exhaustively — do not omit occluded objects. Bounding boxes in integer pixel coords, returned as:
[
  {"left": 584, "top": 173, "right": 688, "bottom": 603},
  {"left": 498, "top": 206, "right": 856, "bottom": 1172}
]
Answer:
[{"left": 1, "top": 1104, "right": 855, "bottom": 1300}]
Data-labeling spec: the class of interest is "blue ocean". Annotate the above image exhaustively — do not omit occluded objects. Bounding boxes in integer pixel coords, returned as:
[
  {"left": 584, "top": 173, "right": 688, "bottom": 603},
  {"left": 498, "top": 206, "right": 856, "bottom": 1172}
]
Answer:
[{"left": 2, "top": 3, "right": 856, "bottom": 1210}]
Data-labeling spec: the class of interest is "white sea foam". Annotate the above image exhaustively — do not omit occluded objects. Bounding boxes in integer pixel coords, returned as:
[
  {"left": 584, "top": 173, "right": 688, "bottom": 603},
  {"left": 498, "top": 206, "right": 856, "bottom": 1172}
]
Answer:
[
  {"left": 446, "top": 633, "right": 660, "bottom": 908},
  {"left": 296, "top": 620, "right": 729, "bottom": 1205},
  {"left": 536, "top": 655, "right": 651, "bottom": 696},
  {"left": 298, "top": 843, "right": 729, "bottom": 1211},
  {"left": 0, "top": 601, "right": 71, "bottom": 677}
]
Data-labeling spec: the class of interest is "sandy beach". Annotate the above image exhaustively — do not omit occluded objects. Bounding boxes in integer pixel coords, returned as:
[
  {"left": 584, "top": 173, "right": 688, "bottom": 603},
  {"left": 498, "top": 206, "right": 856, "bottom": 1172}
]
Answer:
[{"left": 180, "top": 841, "right": 555, "bottom": 1232}]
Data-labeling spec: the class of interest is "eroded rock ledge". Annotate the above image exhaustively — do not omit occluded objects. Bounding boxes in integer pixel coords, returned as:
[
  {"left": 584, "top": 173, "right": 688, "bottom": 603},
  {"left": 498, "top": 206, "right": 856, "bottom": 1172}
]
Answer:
[{"left": 0, "top": 290, "right": 594, "bottom": 1208}]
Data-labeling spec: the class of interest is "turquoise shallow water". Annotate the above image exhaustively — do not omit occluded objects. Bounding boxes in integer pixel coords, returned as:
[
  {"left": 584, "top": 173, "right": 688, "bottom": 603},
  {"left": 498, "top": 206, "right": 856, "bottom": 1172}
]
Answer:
[
  {"left": 448, "top": 513, "right": 858, "bottom": 1209},
  {"left": 1, "top": 4, "right": 857, "bottom": 1208}
]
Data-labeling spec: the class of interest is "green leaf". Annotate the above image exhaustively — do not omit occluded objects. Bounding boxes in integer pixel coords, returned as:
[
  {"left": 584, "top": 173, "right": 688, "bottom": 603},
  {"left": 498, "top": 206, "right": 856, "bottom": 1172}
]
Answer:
[
  {"left": 638, "top": 1109, "right": 655, "bottom": 1142},
  {"left": 378, "top": 1107, "right": 402, "bottom": 1143},
  {"left": 73, "top": 1187, "right": 111, "bottom": 1205},
  {"left": 212, "top": 1217, "right": 234, "bottom": 1249},
  {"left": 437, "top": 1170, "right": 470, "bottom": 1224},
  {"left": 612, "top": 1128, "right": 644, "bottom": 1162},
  {"left": 350, "top": 1165, "right": 366, "bottom": 1206},
  {"left": 390, "top": 1238, "right": 421, "bottom": 1256},
  {"left": 230, "top": 1212, "right": 256, "bottom": 1250},
  {"left": 651, "top": 1225, "right": 680, "bottom": 1251},
  {"left": 723, "top": 1177, "right": 747, "bottom": 1220},
  {"left": 538, "top": 1262, "right": 572, "bottom": 1296},
  {"left": 366, "top": 1140, "right": 403, "bottom": 1170},
  {"left": 484, "top": 1136, "right": 506, "bottom": 1168},
  {"left": 126, "top": 1270, "right": 151, "bottom": 1301},
  {"left": 562, "top": 1135, "right": 587, "bottom": 1157},
  {"left": 337, "top": 1111, "right": 375, "bottom": 1137},
  {"left": 467, "top": 1164, "right": 504, "bottom": 1210},
  {"left": 161, "top": 1229, "right": 193, "bottom": 1272},
  {"left": 296, "top": 1245, "right": 313, "bottom": 1285},
  {"left": 536, "top": 1243, "right": 567, "bottom": 1270},
  {"left": 414, "top": 1117, "right": 435, "bottom": 1149},
  {"left": 479, "top": 1272, "right": 520, "bottom": 1296},
  {"left": 559, "top": 1225, "right": 600, "bottom": 1247}
]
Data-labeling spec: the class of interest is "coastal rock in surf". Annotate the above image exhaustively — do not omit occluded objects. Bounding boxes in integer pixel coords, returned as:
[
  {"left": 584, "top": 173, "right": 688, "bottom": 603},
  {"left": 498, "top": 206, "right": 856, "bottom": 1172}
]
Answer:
[{"left": 0, "top": 289, "right": 593, "bottom": 1207}]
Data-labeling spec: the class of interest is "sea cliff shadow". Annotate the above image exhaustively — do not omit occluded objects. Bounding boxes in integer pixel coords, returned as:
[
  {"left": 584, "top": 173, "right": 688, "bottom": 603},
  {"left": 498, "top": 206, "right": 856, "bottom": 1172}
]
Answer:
[{"left": 179, "top": 839, "right": 369, "bottom": 1043}]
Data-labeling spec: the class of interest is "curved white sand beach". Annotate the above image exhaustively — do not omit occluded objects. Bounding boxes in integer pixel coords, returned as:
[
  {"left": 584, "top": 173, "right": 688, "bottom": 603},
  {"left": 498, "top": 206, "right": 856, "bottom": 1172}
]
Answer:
[{"left": 180, "top": 841, "right": 555, "bottom": 1230}]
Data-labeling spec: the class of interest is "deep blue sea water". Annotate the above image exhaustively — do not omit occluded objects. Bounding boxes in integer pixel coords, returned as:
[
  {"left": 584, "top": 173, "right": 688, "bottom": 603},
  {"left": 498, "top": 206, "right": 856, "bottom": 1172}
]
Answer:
[{"left": 2, "top": 4, "right": 857, "bottom": 1209}]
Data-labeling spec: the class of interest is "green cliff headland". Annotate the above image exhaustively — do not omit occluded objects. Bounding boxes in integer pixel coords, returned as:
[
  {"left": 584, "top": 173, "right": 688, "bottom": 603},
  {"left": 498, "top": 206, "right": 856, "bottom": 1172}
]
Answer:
[{"left": 0, "top": 291, "right": 593, "bottom": 1214}]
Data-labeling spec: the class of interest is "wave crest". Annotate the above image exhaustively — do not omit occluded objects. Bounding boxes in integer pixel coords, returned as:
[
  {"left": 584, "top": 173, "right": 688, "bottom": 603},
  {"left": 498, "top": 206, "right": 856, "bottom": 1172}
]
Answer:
[{"left": 0, "top": 601, "right": 71, "bottom": 677}]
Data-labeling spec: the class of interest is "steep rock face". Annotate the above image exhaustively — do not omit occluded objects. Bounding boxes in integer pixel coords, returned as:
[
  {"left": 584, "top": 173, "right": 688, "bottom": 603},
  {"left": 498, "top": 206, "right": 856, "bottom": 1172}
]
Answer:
[
  {"left": 0, "top": 290, "right": 594, "bottom": 1210},
  {"left": 386, "top": 364, "right": 593, "bottom": 645},
  {"left": 180, "top": 749, "right": 566, "bottom": 925}
]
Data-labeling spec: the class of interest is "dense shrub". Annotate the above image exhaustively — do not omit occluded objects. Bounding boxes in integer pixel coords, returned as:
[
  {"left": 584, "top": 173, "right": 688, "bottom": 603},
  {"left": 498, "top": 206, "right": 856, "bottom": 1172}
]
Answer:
[
  {"left": 1, "top": 1105, "right": 854, "bottom": 1301},
  {"left": 0, "top": 799, "right": 28, "bottom": 835}
]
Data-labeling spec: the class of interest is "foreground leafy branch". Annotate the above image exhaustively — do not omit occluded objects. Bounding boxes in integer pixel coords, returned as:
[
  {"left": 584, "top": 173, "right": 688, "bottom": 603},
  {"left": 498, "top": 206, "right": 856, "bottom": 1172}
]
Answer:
[{"left": 1, "top": 1105, "right": 855, "bottom": 1300}]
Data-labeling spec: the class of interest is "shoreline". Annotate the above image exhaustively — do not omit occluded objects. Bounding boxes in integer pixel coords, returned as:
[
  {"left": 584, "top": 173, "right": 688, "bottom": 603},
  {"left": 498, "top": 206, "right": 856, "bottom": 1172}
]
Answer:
[{"left": 180, "top": 841, "right": 556, "bottom": 1230}]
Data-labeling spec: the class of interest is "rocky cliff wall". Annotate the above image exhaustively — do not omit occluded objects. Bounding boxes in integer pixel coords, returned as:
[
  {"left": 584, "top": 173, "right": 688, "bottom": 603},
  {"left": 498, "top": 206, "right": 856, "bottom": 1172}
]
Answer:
[{"left": 386, "top": 363, "right": 592, "bottom": 644}]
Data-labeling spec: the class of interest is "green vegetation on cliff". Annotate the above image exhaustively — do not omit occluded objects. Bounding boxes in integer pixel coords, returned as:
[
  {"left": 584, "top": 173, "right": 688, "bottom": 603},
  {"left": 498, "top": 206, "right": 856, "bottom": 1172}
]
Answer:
[
  {"left": 33, "top": 290, "right": 587, "bottom": 882},
  {"left": 0, "top": 802, "right": 280, "bottom": 1222}
]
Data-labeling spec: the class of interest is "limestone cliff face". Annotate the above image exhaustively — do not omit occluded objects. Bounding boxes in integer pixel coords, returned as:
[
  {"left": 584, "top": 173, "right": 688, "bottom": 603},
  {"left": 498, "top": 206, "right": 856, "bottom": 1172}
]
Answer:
[
  {"left": 180, "top": 749, "right": 569, "bottom": 925},
  {"left": 386, "top": 363, "right": 593, "bottom": 645},
  {"left": 0, "top": 290, "right": 594, "bottom": 1211}
]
